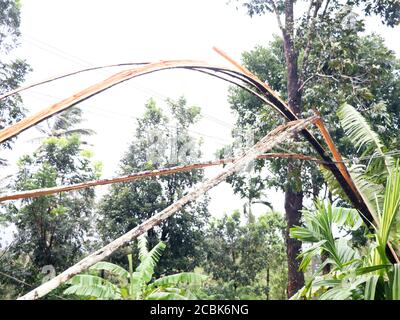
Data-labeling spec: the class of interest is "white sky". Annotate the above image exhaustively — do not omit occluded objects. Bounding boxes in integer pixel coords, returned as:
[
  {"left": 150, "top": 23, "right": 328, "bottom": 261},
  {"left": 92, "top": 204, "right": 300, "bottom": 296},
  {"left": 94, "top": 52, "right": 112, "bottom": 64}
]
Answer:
[{"left": 2, "top": 0, "right": 399, "bottom": 230}]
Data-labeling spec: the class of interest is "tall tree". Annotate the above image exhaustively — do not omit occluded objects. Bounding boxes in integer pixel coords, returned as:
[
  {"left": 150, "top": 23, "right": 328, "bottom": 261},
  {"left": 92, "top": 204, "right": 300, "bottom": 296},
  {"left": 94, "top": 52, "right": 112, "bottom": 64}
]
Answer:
[
  {"left": 230, "top": 0, "right": 399, "bottom": 296},
  {"left": 0, "top": 0, "right": 30, "bottom": 152},
  {"left": 3, "top": 133, "right": 101, "bottom": 295},
  {"left": 97, "top": 97, "right": 209, "bottom": 274}
]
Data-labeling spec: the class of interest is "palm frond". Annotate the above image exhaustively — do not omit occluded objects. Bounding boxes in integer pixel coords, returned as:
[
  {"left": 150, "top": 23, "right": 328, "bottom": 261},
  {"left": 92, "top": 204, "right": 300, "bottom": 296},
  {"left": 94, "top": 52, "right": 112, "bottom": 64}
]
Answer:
[
  {"left": 377, "top": 163, "right": 400, "bottom": 262},
  {"left": 338, "top": 103, "right": 385, "bottom": 156},
  {"left": 337, "top": 103, "right": 393, "bottom": 172},
  {"left": 364, "top": 275, "right": 380, "bottom": 300},
  {"left": 348, "top": 164, "right": 383, "bottom": 225},
  {"left": 331, "top": 206, "right": 363, "bottom": 230},
  {"left": 391, "top": 264, "right": 400, "bottom": 300}
]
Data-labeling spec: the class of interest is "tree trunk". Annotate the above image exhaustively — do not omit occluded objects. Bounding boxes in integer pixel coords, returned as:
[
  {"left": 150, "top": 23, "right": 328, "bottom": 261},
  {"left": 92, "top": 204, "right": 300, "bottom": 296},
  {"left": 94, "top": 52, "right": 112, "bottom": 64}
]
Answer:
[
  {"left": 281, "top": 0, "right": 305, "bottom": 297},
  {"left": 284, "top": 181, "right": 305, "bottom": 297},
  {"left": 266, "top": 267, "right": 270, "bottom": 300}
]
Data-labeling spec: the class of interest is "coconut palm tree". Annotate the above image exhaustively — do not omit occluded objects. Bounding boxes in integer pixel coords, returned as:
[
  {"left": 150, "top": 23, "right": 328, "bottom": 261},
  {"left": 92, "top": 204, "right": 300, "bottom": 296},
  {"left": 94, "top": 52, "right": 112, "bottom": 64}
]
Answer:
[{"left": 32, "top": 107, "right": 95, "bottom": 149}]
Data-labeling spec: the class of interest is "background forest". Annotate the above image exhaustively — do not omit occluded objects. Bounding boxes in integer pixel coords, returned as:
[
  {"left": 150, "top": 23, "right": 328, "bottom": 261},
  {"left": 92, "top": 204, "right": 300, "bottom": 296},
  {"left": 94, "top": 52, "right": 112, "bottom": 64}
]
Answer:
[{"left": 0, "top": 0, "right": 399, "bottom": 300}]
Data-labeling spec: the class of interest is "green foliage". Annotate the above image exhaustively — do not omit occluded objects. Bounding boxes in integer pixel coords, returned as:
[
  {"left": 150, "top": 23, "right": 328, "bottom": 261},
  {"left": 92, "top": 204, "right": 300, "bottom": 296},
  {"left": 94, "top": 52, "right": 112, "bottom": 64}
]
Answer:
[
  {"left": 97, "top": 97, "right": 209, "bottom": 274},
  {"left": 0, "top": 0, "right": 30, "bottom": 151},
  {"left": 64, "top": 234, "right": 207, "bottom": 300},
  {"left": 291, "top": 195, "right": 400, "bottom": 299},
  {"left": 241, "top": 1, "right": 399, "bottom": 27},
  {"left": 2, "top": 132, "right": 100, "bottom": 294},
  {"left": 227, "top": 2, "right": 400, "bottom": 202},
  {"left": 324, "top": 103, "right": 400, "bottom": 253},
  {"left": 338, "top": 103, "right": 386, "bottom": 157},
  {"left": 200, "top": 211, "right": 287, "bottom": 299},
  {"left": 294, "top": 103, "right": 400, "bottom": 299},
  {"left": 292, "top": 153, "right": 400, "bottom": 299}
]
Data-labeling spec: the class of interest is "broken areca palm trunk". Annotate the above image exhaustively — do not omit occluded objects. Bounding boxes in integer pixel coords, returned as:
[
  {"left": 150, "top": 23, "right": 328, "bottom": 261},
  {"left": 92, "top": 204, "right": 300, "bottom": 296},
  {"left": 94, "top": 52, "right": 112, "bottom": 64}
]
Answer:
[
  {"left": 17, "top": 116, "right": 317, "bottom": 300},
  {"left": 0, "top": 153, "right": 322, "bottom": 202},
  {"left": 0, "top": 54, "right": 373, "bottom": 227}
]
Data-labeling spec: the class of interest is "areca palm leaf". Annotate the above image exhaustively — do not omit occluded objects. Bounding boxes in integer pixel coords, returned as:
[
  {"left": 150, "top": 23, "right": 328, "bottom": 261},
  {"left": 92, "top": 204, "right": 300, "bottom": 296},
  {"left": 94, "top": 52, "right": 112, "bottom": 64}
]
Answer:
[
  {"left": 355, "top": 264, "right": 391, "bottom": 275},
  {"left": 378, "top": 163, "right": 400, "bottom": 254},
  {"left": 332, "top": 206, "right": 364, "bottom": 230},
  {"left": 338, "top": 103, "right": 394, "bottom": 175},
  {"left": 319, "top": 276, "right": 370, "bottom": 300},
  {"left": 391, "top": 264, "right": 400, "bottom": 300},
  {"left": 312, "top": 279, "right": 342, "bottom": 289},
  {"left": 364, "top": 275, "right": 380, "bottom": 300},
  {"left": 335, "top": 238, "right": 360, "bottom": 270},
  {"left": 296, "top": 240, "right": 327, "bottom": 271},
  {"left": 292, "top": 201, "right": 365, "bottom": 271},
  {"left": 338, "top": 104, "right": 385, "bottom": 158},
  {"left": 319, "top": 287, "right": 354, "bottom": 300},
  {"left": 348, "top": 164, "right": 383, "bottom": 224}
]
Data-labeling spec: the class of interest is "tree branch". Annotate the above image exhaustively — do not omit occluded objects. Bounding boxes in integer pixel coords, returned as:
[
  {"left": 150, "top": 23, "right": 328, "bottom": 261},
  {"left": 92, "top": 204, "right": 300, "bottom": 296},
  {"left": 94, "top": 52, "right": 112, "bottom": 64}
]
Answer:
[
  {"left": 299, "top": 0, "right": 323, "bottom": 89},
  {"left": 270, "top": 0, "right": 284, "bottom": 32}
]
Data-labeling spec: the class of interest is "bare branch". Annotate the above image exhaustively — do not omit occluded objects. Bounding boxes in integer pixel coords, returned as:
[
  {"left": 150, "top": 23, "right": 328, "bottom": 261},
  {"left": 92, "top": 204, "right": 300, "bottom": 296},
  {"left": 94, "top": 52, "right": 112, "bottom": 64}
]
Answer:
[{"left": 270, "top": 0, "right": 284, "bottom": 31}]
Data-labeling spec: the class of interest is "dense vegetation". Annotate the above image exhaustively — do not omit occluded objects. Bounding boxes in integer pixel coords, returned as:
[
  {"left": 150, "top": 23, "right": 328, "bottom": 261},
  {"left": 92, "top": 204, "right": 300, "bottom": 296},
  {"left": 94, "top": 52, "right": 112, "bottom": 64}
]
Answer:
[{"left": 0, "top": 0, "right": 399, "bottom": 300}]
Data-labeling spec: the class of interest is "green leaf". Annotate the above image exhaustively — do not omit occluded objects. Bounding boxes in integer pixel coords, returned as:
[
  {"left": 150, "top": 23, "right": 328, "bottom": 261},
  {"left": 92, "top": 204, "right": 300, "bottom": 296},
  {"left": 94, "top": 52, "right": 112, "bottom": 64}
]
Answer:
[
  {"left": 64, "top": 274, "right": 121, "bottom": 299},
  {"left": 391, "top": 264, "right": 400, "bottom": 300},
  {"left": 146, "top": 291, "right": 188, "bottom": 300},
  {"left": 297, "top": 240, "right": 327, "bottom": 271},
  {"left": 136, "top": 241, "right": 166, "bottom": 283},
  {"left": 355, "top": 264, "right": 390, "bottom": 276},
  {"left": 319, "top": 287, "right": 353, "bottom": 300},
  {"left": 337, "top": 103, "right": 385, "bottom": 156},
  {"left": 150, "top": 272, "right": 208, "bottom": 289},
  {"left": 90, "top": 261, "right": 129, "bottom": 279},
  {"left": 137, "top": 234, "right": 149, "bottom": 262},
  {"left": 364, "top": 275, "right": 380, "bottom": 300}
]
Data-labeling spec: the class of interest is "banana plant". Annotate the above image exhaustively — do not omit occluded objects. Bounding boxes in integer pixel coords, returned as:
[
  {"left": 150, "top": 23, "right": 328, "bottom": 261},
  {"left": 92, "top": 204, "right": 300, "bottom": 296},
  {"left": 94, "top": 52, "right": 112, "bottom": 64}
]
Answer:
[{"left": 63, "top": 234, "right": 207, "bottom": 300}]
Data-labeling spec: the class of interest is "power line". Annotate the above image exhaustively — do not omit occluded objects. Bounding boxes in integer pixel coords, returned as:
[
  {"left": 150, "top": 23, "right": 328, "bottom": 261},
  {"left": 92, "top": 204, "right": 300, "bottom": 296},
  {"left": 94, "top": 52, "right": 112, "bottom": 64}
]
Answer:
[
  {"left": 23, "top": 34, "right": 235, "bottom": 130},
  {"left": 0, "top": 269, "right": 69, "bottom": 300},
  {"left": 25, "top": 90, "right": 233, "bottom": 145},
  {"left": 21, "top": 91, "right": 400, "bottom": 165}
]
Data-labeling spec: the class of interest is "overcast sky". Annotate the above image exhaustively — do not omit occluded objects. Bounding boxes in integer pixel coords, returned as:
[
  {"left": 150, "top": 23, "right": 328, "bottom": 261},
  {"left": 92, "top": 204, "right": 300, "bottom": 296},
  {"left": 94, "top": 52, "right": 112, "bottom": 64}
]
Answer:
[{"left": 3, "top": 0, "right": 399, "bottom": 224}]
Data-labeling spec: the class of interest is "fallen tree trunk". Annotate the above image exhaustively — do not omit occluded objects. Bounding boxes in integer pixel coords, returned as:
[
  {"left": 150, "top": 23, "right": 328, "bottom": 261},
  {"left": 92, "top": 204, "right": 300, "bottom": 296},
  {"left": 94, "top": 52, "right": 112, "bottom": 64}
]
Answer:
[{"left": 17, "top": 116, "right": 317, "bottom": 300}]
